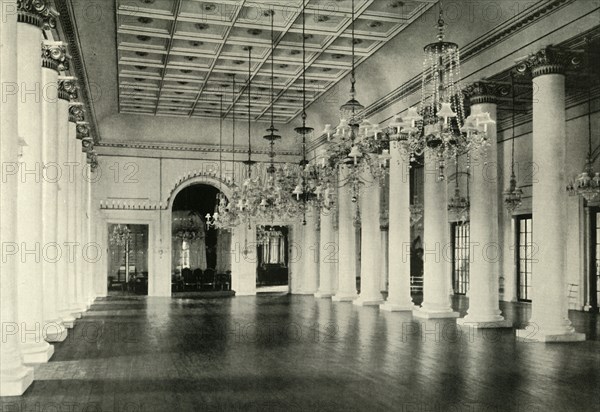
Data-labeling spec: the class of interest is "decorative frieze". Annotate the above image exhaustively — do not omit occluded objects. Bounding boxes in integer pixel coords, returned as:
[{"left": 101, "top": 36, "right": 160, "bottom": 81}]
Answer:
[
  {"left": 100, "top": 200, "right": 165, "bottom": 211},
  {"left": 41, "top": 41, "right": 68, "bottom": 72},
  {"left": 17, "top": 0, "right": 58, "bottom": 29},
  {"left": 59, "top": 76, "right": 79, "bottom": 102}
]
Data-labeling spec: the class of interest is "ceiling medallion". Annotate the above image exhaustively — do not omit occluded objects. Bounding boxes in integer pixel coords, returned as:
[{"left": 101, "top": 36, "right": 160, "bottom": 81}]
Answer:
[
  {"left": 138, "top": 16, "right": 153, "bottom": 24},
  {"left": 137, "top": 35, "right": 151, "bottom": 42},
  {"left": 195, "top": 23, "right": 209, "bottom": 31},
  {"left": 387, "top": 1, "right": 405, "bottom": 9},
  {"left": 317, "top": 15, "right": 330, "bottom": 23},
  {"left": 189, "top": 40, "right": 203, "bottom": 47},
  {"left": 322, "top": 67, "right": 332, "bottom": 72},
  {"left": 203, "top": 3, "right": 217, "bottom": 12},
  {"left": 248, "top": 28, "right": 262, "bottom": 36},
  {"left": 141, "top": 0, "right": 155, "bottom": 4},
  {"left": 180, "top": 69, "right": 192, "bottom": 74},
  {"left": 135, "top": 51, "right": 149, "bottom": 57},
  {"left": 332, "top": 53, "right": 344, "bottom": 59},
  {"left": 185, "top": 56, "right": 196, "bottom": 62},
  {"left": 290, "top": 49, "right": 301, "bottom": 55},
  {"left": 177, "top": 81, "right": 188, "bottom": 85},
  {"left": 368, "top": 21, "right": 383, "bottom": 28},
  {"left": 134, "top": 65, "right": 146, "bottom": 70},
  {"left": 134, "top": 77, "right": 144, "bottom": 82}
]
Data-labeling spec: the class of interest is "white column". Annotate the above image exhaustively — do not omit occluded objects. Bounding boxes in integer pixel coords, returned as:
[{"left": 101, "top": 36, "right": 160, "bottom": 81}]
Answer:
[
  {"left": 315, "top": 206, "right": 336, "bottom": 298},
  {"left": 0, "top": 0, "right": 35, "bottom": 394},
  {"left": 57, "top": 89, "right": 78, "bottom": 327},
  {"left": 381, "top": 142, "right": 416, "bottom": 311},
  {"left": 414, "top": 153, "right": 459, "bottom": 319},
  {"left": 15, "top": 10, "right": 55, "bottom": 364},
  {"left": 333, "top": 166, "right": 358, "bottom": 302},
  {"left": 516, "top": 51, "right": 585, "bottom": 342},
  {"left": 354, "top": 167, "right": 384, "bottom": 306},
  {"left": 79, "top": 147, "right": 92, "bottom": 307},
  {"left": 41, "top": 42, "right": 68, "bottom": 342},
  {"left": 85, "top": 164, "right": 97, "bottom": 305},
  {"left": 302, "top": 206, "right": 319, "bottom": 294},
  {"left": 231, "top": 224, "right": 257, "bottom": 296},
  {"left": 67, "top": 122, "right": 85, "bottom": 316},
  {"left": 458, "top": 86, "right": 511, "bottom": 328}
]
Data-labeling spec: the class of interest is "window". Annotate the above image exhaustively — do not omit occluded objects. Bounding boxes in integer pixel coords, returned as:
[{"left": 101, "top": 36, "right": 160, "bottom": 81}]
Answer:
[
  {"left": 516, "top": 215, "right": 533, "bottom": 302},
  {"left": 452, "top": 222, "right": 470, "bottom": 295}
]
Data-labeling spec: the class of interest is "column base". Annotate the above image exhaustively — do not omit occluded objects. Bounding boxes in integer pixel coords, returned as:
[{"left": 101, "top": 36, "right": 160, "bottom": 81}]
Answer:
[
  {"left": 291, "top": 290, "right": 317, "bottom": 296},
  {"left": 413, "top": 307, "right": 459, "bottom": 319},
  {"left": 516, "top": 328, "right": 586, "bottom": 342},
  {"left": 0, "top": 365, "right": 34, "bottom": 397},
  {"left": 234, "top": 291, "right": 257, "bottom": 296},
  {"left": 353, "top": 296, "right": 384, "bottom": 307},
  {"left": 61, "top": 313, "right": 76, "bottom": 329},
  {"left": 43, "top": 321, "right": 68, "bottom": 342},
  {"left": 21, "top": 342, "right": 54, "bottom": 364},
  {"left": 332, "top": 293, "right": 358, "bottom": 302},
  {"left": 457, "top": 317, "right": 513, "bottom": 329},
  {"left": 314, "top": 291, "right": 334, "bottom": 299},
  {"left": 380, "top": 302, "right": 417, "bottom": 312}
]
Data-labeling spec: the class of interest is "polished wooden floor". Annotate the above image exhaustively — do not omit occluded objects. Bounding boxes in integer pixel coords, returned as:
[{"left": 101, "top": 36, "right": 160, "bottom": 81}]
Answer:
[{"left": 3, "top": 295, "right": 599, "bottom": 411}]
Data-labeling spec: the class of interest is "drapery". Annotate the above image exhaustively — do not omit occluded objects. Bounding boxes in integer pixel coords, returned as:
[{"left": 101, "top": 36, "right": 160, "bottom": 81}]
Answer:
[
  {"left": 216, "top": 230, "right": 232, "bottom": 273},
  {"left": 259, "top": 230, "right": 286, "bottom": 267}
]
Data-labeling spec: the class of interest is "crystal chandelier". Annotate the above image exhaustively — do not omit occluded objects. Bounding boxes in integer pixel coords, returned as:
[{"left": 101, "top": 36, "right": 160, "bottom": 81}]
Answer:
[
  {"left": 291, "top": 5, "right": 336, "bottom": 217},
  {"left": 393, "top": 5, "right": 493, "bottom": 176},
  {"left": 173, "top": 215, "right": 202, "bottom": 241},
  {"left": 206, "top": 94, "right": 235, "bottom": 230},
  {"left": 567, "top": 40, "right": 599, "bottom": 202},
  {"left": 503, "top": 72, "right": 523, "bottom": 211},
  {"left": 109, "top": 224, "right": 132, "bottom": 246},
  {"left": 447, "top": 154, "right": 470, "bottom": 221},
  {"left": 321, "top": 0, "right": 389, "bottom": 203}
]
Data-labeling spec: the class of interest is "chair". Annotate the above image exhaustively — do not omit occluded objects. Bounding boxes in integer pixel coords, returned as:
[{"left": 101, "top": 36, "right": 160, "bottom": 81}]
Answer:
[
  {"left": 216, "top": 271, "right": 231, "bottom": 291},
  {"left": 193, "top": 268, "right": 203, "bottom": 284},
  {"left": 182, "top": 268, "right": 198, "bottom": 291},
  {"left": 200, "top": 268, "right": 216, "bottom": 291}
]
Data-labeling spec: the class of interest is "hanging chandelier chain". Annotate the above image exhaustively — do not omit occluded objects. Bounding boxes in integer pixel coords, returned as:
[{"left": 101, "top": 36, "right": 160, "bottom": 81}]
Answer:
[
  {"left": 586, "top": 37, "right": 593, "bottom": 160},
  {"left": 511, "top": 71, "right": 516, "bottom": 177},
  {"left": 247, "top": 46, "right": 253, "bottom": 177},
  {"left": 351, "top": 0, "right": 356, "bottom": 88},
  {"left": 232, "top": 74, "right": 236, "bottom": 184},
  {"left": 219, "top": 94, "right": 223, "bottom": 188}
]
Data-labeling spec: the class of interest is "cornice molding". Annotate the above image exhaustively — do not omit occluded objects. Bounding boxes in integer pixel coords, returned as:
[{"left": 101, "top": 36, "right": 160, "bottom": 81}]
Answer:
[
  {"left": 518, "top": 46, "right": 581, "bottom": 77},
  {"left": 463, "top": 81, "right": 510, "bottom": 105},
  {"left": 96, "top": 140, "right": 302, "bottom": 157}
]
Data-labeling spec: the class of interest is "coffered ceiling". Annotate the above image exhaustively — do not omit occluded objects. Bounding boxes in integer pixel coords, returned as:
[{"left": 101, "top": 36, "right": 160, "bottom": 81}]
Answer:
[{"left": 115, "top": 0, "right": 436, "bottom": 123}]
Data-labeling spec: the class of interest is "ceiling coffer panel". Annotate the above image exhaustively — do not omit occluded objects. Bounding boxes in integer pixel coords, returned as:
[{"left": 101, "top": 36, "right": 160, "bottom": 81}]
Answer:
[{"left": 116, "top": 0, "right": 434, "bottom": 123}]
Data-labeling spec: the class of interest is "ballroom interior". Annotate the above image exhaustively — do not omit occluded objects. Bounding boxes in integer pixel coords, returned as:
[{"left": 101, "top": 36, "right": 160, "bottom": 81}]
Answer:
[{"left": 1, "top": 0, "right": 599, "bottom": 410}]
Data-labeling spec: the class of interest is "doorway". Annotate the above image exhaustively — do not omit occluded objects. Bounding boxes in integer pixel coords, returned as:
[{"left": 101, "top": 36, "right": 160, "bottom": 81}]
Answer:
[
  {"left": 256, "top": 226, "right": 289, "bottom": 291},
  {"left": 171, "top": 184, "right": 232, "bottom": 295},
  {"left": 107, "top": 224, "right": 149, "bottom": 296},
  {"left": 588, "top": 208, "right": 600, "bottom": 311}
]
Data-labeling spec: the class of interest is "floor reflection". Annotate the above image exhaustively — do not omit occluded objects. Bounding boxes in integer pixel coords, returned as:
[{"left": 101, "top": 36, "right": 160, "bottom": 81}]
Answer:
[{"left": 3, "top": 295, "right": 598, "bottom": 412}]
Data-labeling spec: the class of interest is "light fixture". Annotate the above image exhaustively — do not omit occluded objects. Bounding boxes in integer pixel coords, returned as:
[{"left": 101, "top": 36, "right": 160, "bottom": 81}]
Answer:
[
  {"left": 447, "top": 154, "right": 470, "bottom": 221},
  {"left": 393, "top": 3, "right": 493, "bottom": 178},
  {"left": 503, "top": 71, "right": 523, "bottom": 212},
  {"left": 206, "top": 94, "right": 229, "bottom": 230},
  {"left": 567, "top": 38, "right": 599, "bottom": 202},
  {"left": 321, "top": 0, "right": 389, "bottom": 206}
]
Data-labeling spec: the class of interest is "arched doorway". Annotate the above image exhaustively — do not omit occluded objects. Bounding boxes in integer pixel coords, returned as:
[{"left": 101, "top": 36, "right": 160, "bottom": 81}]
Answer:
[{"left": 170, "top": 184, "right": 232, "bottom": 295}]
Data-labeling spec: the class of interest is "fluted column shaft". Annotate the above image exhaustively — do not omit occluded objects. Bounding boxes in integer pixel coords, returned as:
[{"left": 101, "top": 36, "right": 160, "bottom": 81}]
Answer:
[
  {"left": 16, "top": 16, "right": 55, "bottom": 363},
  {"left": 516, "top": 52, "right": 585, "bottom": 341},
  {"left": 41, "top": 43, "right": 67, "bottom": 342},
  {"left": 0, "top": 0, "right": 35, "bottom": 394},
  {"left": 414, "top": 152, "right": 458, "bottom": 319},
  {"left": 333, "top": 166, "right": 358, "bottom": 302},
  {"left": 381, "top": 142, "right": 415, "bottom": 311},
  {"left": 458, "top": 90, "right": 511, "bottom": 328},
  {"left": 354, "top": 167, "right": 384, "bottom": 306}
]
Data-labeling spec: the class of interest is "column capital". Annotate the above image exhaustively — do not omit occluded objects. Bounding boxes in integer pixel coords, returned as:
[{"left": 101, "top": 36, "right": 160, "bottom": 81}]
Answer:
[
  {"left": 463, "top": 81, "right": 507, "bottom": 105},
  {"left": 68, "top": 104, "right": 85, "bottom": 123},
  {"left": 82, "top": 137, "right": 94, "bottom": 152},
  {"left": 42, "top": 41, "right": 69, "bottom": 73},
  {"left": 87, "top": 151, "right": 99, "bottom": 171},
  {"left": 76, "top": 122, "right": 90, "bottom": 140},
  {"left": 17, "top": 0, "right": 58, "bottom": 30},
  {"left": 519, "top": 47, "right": 581, "bottom": 78},
  {"left": 59, "top": 76, "right": 79, "bottom": 101}
]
